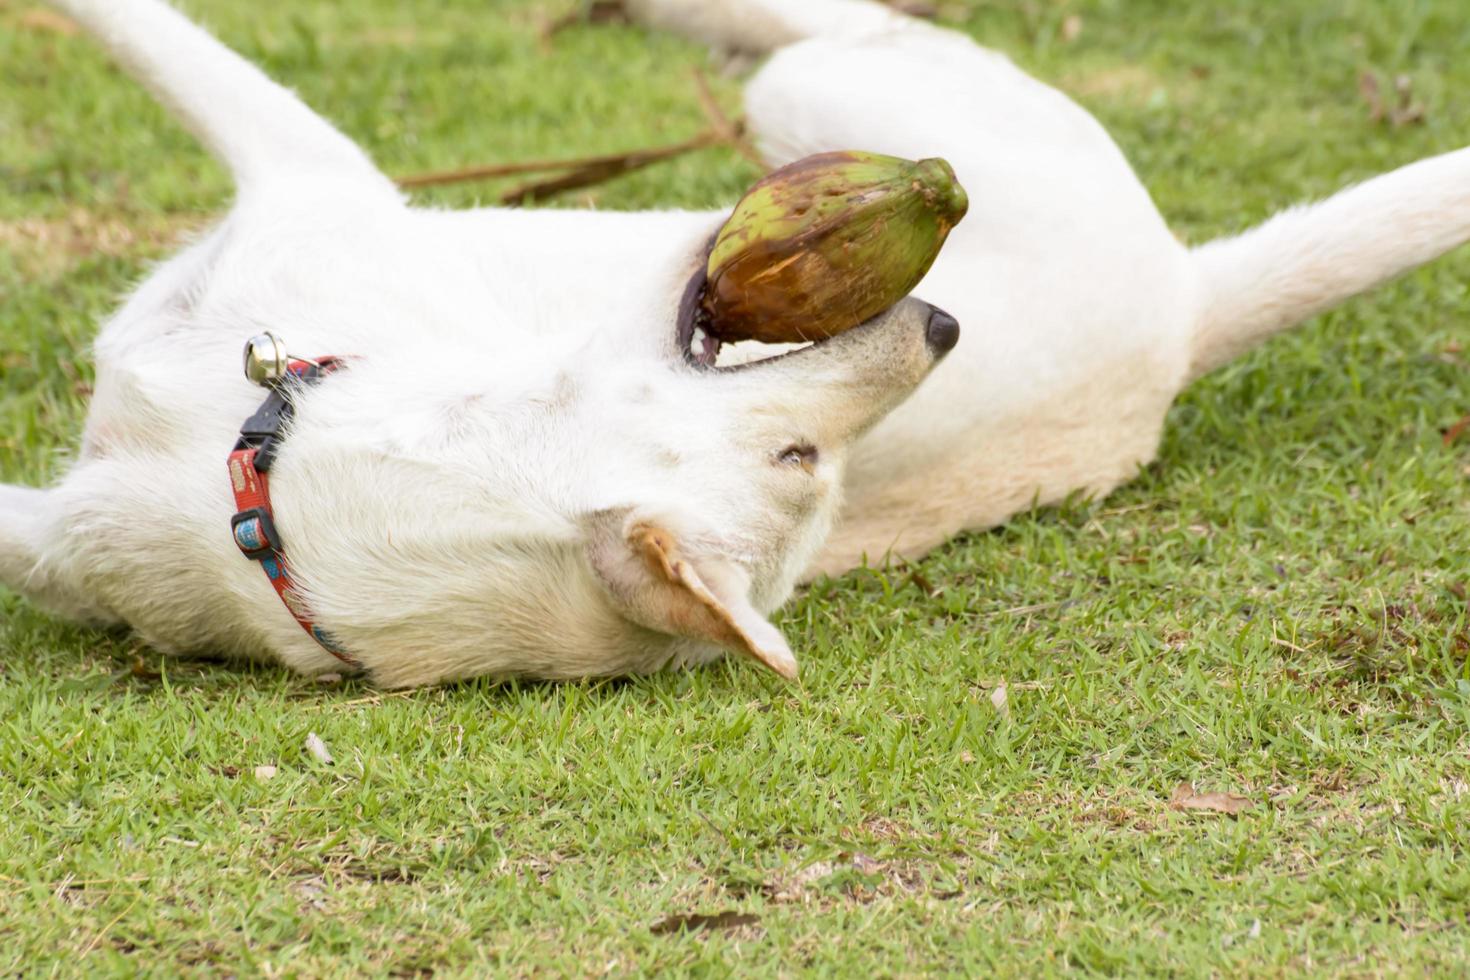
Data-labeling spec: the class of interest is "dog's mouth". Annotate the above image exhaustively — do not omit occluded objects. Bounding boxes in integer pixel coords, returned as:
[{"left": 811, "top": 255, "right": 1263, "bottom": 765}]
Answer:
[
  {"left": 674, "top": 261, "right": 813, "bottom": 371},
  {"left": 684, "top": 316, "right": 724, "bottom": 368},
  {"left": 675, "top": 260, "right": 723, "bottom": 368}
]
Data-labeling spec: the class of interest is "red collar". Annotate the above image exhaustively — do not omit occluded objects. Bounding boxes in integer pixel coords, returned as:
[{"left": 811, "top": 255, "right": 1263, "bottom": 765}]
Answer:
[{"left": 227, "top": 349, "right": 358, "bottom": 668}]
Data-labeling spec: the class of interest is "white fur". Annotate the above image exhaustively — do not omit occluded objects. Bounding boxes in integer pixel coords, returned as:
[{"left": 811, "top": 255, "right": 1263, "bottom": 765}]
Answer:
[{"left": 4, "top": 0, "right": 1469, "bottom": 686}]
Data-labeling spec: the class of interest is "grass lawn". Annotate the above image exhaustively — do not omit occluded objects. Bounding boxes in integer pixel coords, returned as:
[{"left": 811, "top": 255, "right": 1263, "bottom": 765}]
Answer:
[{"left": 4, "top": 0, "right": 1470, "bottom": 973}]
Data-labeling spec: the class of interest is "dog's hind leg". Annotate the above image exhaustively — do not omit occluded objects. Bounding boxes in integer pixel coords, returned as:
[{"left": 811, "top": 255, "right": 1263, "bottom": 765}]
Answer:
[
  {"left": 629, "top": 1, "right": 1110, "bottom": 183},
  {"left": 625, "top": 0, "right": 919, "bottom": 56},
  {"left": 625, "top": 1, "right": 945, "bottom": 165},
  {"left": 0, "top": 485, "right": 115, "bottom": 626},
  {"left": 52, "top": 0, "right": 396, "bottom": 197}
]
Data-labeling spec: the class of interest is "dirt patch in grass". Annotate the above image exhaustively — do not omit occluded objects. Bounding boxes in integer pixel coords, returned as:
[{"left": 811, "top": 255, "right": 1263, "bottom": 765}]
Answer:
[
  {"left": 0, "top": 210, "right": 207, "bottom": 279},
  {"left": 14, "top": 7, "right": 80, "bottom": 36},
  {"left": 1055, "top": 62, "right": 1210, "bottom": 113}
]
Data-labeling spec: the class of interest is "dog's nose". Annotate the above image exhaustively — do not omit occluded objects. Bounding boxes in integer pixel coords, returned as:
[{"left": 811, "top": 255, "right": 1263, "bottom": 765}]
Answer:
[{"left": 925, "top": 306, "right": 961, "bottom": 354}]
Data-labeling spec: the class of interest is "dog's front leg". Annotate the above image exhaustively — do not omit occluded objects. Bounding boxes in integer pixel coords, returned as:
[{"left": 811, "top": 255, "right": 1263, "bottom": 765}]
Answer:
[{"left": 0, "top": 485, "right": 116, "bottom": 626}]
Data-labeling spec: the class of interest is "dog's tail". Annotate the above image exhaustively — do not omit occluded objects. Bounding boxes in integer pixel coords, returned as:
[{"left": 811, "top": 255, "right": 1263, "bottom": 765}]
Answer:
[
  {"left": 53, "top": 0, "right": 394, "bottom": 195},
  {"left": 1187, "top": 145, "right": 1470, "bottom": 380}
]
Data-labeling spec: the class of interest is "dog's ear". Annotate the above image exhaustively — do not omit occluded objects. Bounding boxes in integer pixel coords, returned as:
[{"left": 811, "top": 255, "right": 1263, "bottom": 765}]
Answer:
[{"left": 585, "top": 509, "right": 798, "bottom": 680}]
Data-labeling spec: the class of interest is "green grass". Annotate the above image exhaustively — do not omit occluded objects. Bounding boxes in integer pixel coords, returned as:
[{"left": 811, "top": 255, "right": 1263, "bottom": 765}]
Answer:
[{"left": 4, "top": 0, "right": 1470, "bottom": 973}]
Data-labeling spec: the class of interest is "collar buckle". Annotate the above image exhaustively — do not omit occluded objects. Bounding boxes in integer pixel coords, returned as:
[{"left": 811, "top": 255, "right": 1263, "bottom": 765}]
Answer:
[
  {"left": 230, "top": 507, "right": 282, "bottom": 561},
  {"left": 228, "top": 335, "right": 357, "bottom": 669}
]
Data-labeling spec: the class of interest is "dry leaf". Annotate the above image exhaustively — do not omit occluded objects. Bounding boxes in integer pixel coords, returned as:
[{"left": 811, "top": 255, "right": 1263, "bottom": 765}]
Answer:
[
  {"left": 764, "top": 861, "right": 834, "bottom": 904},
  {"left": 129, "top": 656, "right": 161, "bottom": 681},
  {"left": 905, "top": 564, "right": 940, "bottom": 597},
  {"left": 990, "top": 682, "right": 1010, "bottom": 718},
  {"left": 254, "top": 765, "right": 278, "bottom": 781},
  {"left": 292, "top": 875, "right": 330, "bottom": 913},
  {"left": 1359, "top": 70, "right": 1426, "bottom": 128},
  {"left": 304, "top": 732, "right": 334, "bottom": 765},
  {"left": 650, "top": 910, "right": 760, "bottom": 935},
  {"left": 1170, "top": 782, "right": 1253, "bottom": 815},
  {"left": 1391, "top": 74, "right": 1426, "bottom": 126},
  {"left": 1061, "top": 14, "right": 1083, "bottom": 43},
  {"left": 1359, "top": 71, "right": 1385, "bottom": 123}
]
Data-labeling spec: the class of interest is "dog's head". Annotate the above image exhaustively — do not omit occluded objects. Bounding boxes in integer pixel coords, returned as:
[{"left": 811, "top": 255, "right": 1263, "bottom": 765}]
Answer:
[
  {"left": 580, "top": 291, "right": 959, "bottom": 681},
  {"left": 287, "top": 243, "right": 958, "bottom": 687}
]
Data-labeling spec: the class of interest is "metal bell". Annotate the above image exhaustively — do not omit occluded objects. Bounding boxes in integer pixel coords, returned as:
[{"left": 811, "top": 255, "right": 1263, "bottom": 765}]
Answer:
[{"left": 242, "top": 332, "right": 289, "bottom": 387}]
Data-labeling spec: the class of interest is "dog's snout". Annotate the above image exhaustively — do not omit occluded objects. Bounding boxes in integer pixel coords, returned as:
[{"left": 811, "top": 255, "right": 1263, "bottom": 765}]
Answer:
[{"left": 924, "top": 306, "right": 961, "bottom": 354}]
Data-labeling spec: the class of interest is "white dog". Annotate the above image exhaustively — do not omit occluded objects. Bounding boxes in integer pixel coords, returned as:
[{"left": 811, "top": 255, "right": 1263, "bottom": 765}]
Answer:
[{"left": 3, "top": 0, "right": 1467, "bottom": 688}]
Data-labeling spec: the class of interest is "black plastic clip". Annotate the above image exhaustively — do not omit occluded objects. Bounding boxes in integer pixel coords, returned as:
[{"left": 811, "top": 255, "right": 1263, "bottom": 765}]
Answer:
[{"left": 232, "top": 364, "right": 324, "bottom": 472}]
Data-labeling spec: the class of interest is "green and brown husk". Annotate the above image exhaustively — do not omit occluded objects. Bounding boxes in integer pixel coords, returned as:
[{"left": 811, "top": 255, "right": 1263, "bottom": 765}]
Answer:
[{"left": 701, "top": 150, "right": 969, "bottom": 345}]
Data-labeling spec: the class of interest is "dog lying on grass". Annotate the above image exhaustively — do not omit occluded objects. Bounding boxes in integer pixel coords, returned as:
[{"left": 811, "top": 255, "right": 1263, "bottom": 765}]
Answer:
[{"left": 3, "top": 0, "right": 1468, "bottom": 687}]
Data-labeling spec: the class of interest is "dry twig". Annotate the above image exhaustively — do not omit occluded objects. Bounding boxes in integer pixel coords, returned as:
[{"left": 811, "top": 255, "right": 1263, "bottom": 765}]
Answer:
[
  {"left": 690, "top": 67, "right": 764, "bottom": 167},
  {"left": 499, "top": 131, "right": 722, "bottom": 205},
  {"left": 395, "top": 67, "right": 763, "bottom": 204}
]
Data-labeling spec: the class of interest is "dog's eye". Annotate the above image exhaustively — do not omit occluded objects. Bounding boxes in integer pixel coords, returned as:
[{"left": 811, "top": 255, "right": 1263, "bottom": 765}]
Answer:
[{"left": 778, "top": 444, "right": 818, "bottom": 474}]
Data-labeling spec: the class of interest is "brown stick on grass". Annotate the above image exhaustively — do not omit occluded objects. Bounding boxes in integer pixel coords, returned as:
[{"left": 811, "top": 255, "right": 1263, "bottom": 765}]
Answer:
[
  {"left": 395, "top": 66, "right": 764, "bottom": 203},
  {"left": 395, "top": 152, "right": 638, "bottom": 189},
  {"left": 397, "top": 135, "right": 717, "bottom": 196},
  {"left": 498, "top": 131, "right": 723, "bottom": 205}
]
